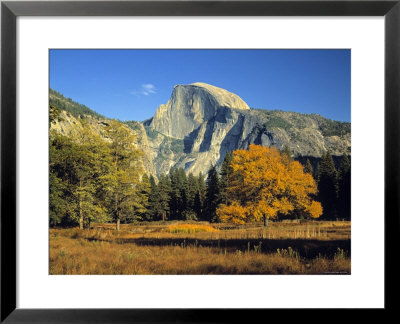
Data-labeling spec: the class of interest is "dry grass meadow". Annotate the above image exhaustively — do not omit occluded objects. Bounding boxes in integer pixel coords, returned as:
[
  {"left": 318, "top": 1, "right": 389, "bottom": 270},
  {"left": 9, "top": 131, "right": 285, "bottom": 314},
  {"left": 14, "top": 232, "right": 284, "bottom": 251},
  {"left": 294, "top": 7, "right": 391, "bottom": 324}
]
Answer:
[{"left": 49, "top": 220, "right": 350, "bottom": 275}]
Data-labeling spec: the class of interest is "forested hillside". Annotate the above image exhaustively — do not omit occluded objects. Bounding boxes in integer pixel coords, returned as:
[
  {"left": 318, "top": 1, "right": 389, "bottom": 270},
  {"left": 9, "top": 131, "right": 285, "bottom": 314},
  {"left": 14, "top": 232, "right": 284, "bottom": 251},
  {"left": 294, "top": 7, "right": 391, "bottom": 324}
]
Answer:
[{"left": 50, "top": 89, "right": 104, "bottom": 119}]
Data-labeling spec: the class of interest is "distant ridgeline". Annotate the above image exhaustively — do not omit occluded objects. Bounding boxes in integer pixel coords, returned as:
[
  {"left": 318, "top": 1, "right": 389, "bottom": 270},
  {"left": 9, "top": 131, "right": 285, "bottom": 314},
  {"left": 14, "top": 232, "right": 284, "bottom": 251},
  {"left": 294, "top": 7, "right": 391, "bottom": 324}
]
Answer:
[
  {"left": 254, "top": 109, "right": 351, "bottom": 137},
  {"left": 49, "top": 88, "right": 105, "bottom": 120}
]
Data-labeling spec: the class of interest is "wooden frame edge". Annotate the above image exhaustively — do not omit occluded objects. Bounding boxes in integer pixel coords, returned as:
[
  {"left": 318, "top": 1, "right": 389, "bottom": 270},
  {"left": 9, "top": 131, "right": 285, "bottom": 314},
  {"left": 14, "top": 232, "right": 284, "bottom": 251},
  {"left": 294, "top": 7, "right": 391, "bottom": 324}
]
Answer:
[{"left": 1, "top": 0, "right": 399, "bottom": 322}]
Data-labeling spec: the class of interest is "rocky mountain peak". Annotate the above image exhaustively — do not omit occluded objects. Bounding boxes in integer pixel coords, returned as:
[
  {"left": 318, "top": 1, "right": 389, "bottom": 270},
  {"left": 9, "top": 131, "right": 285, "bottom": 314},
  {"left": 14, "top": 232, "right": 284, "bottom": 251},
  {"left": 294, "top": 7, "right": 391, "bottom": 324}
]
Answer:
[
  {"left": 189, "top": 82, "right": 250, "bottom": 110},
  {"left": 149, "top": 82, "right": 250, "bottom": 139}
]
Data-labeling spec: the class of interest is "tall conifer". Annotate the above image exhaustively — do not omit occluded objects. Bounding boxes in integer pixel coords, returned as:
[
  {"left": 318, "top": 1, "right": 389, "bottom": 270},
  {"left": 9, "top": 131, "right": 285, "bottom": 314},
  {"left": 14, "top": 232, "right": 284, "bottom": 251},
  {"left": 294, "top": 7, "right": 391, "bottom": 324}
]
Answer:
[
  {"left": 205, "top": 166, "right": 220, "bottom": 222},
  {"left": 219, "top": 151, "right": 233, "bottom": 205},
  {"left": 317, "top": 151, "right": 338, "bottom": 219},
  {"left": 304, "top": 159, "right": 313, "bottom": 175},
  {"left": 338, "top": 153, "right": 351, "bottom": 220},
  {"left": 158, "top": 174, "right": 171, "bottom": 221}
]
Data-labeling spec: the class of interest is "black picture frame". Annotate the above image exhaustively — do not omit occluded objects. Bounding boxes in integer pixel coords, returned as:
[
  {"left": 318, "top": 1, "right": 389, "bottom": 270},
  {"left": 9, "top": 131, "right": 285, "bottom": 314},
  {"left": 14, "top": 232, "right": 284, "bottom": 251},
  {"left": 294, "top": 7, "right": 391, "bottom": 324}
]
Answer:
[{"left": 1, "top": 0, "right": 399, "bottom": 322}]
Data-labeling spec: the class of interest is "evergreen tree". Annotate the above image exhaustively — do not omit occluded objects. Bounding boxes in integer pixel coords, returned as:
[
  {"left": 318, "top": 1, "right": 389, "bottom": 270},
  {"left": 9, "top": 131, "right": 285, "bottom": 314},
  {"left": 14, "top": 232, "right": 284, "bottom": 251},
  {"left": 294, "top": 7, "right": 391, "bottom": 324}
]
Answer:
[
  {"left": 158, "top": 174, "right": 172, "bottom": 221},
  {"left": 197, "top": 172, "right": 207, "bottom": 200},
  {"left": 317, "top": 151, "right": 338, "bottom": 220},
  {"left": 186, "top": 173, "right": 198, "bottom": 211},
  {"left": 194, "top": 172, "right": 206, "bottom": 219},
  {"left": 304, "top": 159, "right": 313, "bottom": 175},
  {"left": 169, "top": 168, "right": 189, "bottom": 219},
  {"left": 169, "top": 168, "right": 180, "bottom": 219},
  {"left": 338, "top": 153, "right": 351, "bottom": 220},
  {"left": 219, "top": 151, "right": 233, "bottom": 206},
  {"left": 127, "top": 174, "right": 151, "bottom": 222},
  {"left": 147, "top": 175, "right": 161, "bottom": 221},
  {"left": 205, "top": 166, "right": 220, "bottom": 222},
  {"left": 177, "top": 168, "right": 189, "bottom": 218}
]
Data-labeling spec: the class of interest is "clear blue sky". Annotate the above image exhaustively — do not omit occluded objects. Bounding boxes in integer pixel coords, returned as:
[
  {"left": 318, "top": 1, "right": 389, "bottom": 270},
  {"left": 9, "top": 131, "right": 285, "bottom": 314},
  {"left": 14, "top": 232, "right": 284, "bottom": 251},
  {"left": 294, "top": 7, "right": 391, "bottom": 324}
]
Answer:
[{"left": 49, "top": 49, "right": 350, "bottom": 122}]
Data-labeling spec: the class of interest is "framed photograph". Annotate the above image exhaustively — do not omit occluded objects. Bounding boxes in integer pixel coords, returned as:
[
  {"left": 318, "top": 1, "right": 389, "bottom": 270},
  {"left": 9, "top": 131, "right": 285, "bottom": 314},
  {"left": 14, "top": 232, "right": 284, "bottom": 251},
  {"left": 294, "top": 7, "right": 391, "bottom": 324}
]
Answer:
[{"left": 1, "top": 0, "right": 399, "bottom": 322}]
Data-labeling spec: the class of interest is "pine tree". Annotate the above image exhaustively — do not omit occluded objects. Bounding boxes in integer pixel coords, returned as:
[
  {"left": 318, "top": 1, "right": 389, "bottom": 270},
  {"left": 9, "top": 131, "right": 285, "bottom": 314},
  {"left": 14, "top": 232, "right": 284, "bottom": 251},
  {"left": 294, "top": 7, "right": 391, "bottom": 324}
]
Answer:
[
  {"left": 338, "top": 153, "right": 351, "bottom": 220},
  {"left": 158, "top": 174, "right": 171, "bottom": 221},
  {"left": 186, "top": 173, "right": 198, "bottom": 211},
  {"left": 168, "top": 168, "right": 190, "bottom": 220},
  {"left": 205, "top": 166, "right": 220, "bottom": 222},
  {"left": 317, "top": 151, "right": 338, "bottom": 220},
  {"left": 127, "top": 174, "right": 151, "bottom": 222},
  {"left": 304, "top": 159, "right": 313, "bottom": 175},
  {"left": 169, "top": 168, "right": 180, "bottom": 219},
  {"left": 194, "top": 172, "right": 206, "bottom": 219},
  {"left": 177, "top": 168, "right": 189, "bottom": 218},
  {"left": 219, "top": 151, "right": 233, "bottom": 206},
  {"left": 147, "top": 175, "right": 160, "bottom": 221}
]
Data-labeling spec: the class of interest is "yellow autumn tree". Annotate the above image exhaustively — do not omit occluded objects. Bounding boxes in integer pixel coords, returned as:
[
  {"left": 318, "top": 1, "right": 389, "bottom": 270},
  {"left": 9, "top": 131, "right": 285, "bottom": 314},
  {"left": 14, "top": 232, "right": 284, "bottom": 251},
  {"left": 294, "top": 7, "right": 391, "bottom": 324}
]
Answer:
[{"left": 216, "top": 144, "right": 322, "bottom": 225}]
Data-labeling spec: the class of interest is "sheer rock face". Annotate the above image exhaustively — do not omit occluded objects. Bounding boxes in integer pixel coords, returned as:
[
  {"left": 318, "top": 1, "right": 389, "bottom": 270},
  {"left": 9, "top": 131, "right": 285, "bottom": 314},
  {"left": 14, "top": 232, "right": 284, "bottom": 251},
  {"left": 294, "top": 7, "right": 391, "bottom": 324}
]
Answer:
[
  {"left": 149, "top": 83, "right": 249, "bottom": 139},
  {"left": 147, "top": 83, "right": 253, "bottom": 175},
  {"left": 147, "top": 83, "right": 351, "bottom": 176}
]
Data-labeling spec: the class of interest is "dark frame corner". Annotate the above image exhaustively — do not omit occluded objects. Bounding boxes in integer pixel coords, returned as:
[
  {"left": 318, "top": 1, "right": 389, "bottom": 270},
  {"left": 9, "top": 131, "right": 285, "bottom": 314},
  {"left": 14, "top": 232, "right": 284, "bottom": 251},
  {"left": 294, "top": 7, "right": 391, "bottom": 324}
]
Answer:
[{"left": 1, "top": 1, "right": 399, "bottom": 322}]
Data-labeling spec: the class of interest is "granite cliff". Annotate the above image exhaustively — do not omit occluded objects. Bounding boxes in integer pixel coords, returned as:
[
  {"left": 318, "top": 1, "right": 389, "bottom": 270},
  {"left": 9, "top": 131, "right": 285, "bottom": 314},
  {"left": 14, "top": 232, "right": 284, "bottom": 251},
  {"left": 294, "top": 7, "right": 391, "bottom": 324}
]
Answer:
[{"left": 144, "top": 83, "right": 351, "bottom": 176}]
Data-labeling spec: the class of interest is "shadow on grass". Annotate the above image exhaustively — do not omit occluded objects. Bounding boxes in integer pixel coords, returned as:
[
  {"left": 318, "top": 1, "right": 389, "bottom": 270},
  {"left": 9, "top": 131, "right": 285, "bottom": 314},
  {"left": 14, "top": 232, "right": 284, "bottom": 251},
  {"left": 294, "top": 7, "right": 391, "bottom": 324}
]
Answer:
[{"left": 92, "top": 237, "right": 351, "bottom": 259}]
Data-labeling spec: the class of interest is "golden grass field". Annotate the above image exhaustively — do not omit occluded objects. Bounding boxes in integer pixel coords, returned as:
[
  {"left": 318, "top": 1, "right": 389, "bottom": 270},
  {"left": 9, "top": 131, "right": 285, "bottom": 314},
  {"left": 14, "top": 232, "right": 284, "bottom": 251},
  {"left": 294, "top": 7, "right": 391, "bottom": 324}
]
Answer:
[{"left": 49, "top": 220, "right": 350, "bottom": 275}]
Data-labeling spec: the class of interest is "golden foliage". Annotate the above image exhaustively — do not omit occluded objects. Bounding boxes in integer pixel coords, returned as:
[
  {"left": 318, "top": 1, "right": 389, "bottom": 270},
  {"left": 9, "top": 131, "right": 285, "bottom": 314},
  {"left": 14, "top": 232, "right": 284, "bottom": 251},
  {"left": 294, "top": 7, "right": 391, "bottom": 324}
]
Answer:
[
  {"left": 306, "top": 201, "right": 323, "bottom": 219},
  {"left": 166, "top": 223, "right": 218, "bottom": 233},
  {"left": 217, "top": 202, "right": 249, "bottom": 224},
  {"left": 217, "top": 145, "right": 322, "bottom": 223}
]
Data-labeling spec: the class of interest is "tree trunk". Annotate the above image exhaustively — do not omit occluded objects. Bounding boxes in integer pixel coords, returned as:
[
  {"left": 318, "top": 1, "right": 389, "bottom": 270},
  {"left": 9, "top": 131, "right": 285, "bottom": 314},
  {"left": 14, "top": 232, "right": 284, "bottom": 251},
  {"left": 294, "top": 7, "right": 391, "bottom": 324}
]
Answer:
[
  {"left": 263, "top": 215, "right": 268, "bottom": 227},
  {"left": 115, "top": 193, "right": 120, "bottom": 231},
  {"left": 79, "top": 180, "right": 83, "bottom": 230},
  {"left": 116, "top": 217, "right": 120, "bottom": 231},
  {"left": 162, "top": 210, "right": 166, "bottom": 221},
  {"left": 79, "top": 212, "right": 83, "bottom": 230}
]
